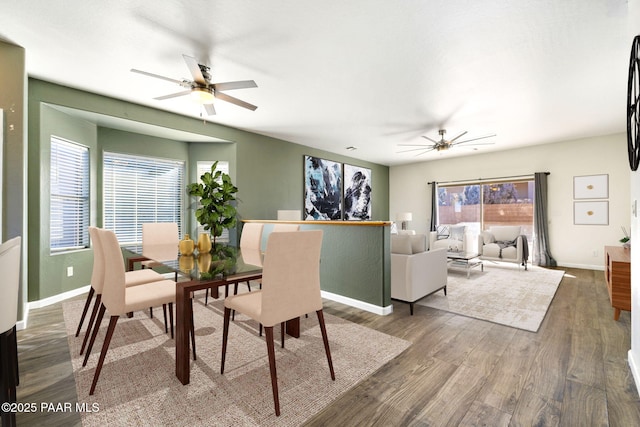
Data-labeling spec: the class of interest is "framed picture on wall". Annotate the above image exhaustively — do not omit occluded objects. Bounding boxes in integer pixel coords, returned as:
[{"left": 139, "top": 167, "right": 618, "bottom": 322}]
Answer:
[
  {"left": 304, "top": 155, "right": 342, "bottom": 220},
  {"left": 343, "top": 164, "right": 371, "bottom": 220},
  {"left": 573, "top": 174, "right": 608, "bottom": 199},
  {"left": 574, "top": 201, "right": 609, "bottom": 225}
]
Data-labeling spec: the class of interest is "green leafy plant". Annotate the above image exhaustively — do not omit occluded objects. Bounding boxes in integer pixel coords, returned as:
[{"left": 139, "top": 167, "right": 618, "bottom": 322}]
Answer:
[{"left": 187, "top": 161, "right": 238, "bottom": 245}]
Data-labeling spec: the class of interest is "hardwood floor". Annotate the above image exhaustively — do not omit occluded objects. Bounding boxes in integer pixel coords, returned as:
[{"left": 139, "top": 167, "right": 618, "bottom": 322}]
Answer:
[{"left": 13, "top": 267, "right": 640, "bottom": 426}]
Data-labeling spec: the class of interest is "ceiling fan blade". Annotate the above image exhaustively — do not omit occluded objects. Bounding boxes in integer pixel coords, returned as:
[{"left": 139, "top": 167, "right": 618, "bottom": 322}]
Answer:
[
  {"left": 449, "top": 131, "right": 468, "bottom": 143},
  {"left": 450, "top": 134, "right": 497, "bottom": 146},
  {"left": 421, "top": 135, "right": 439, "bottom": 144},
  {"left": 397, "top": 143, "right": 435, "bottom": 147},
  {"left": 182, "top": 54, "right": 207, "bottom": 85},
  {"left": 204, "top": 103, "right": 216, "bottom": 116},
  {"left": 415, "top": 147, "right": 437, "bottom": 156},
  {"left": 397, "top": 146, "right": 435, "bottom": 153},
  {"left": 154, "top": 90, "right": 192, "bottom": 100},
  {"left": 131, "top": 68, "right": 183, "bottom": 85},
  {"left": 214, "top": 92, "right": 258, "bottom": 111},
  {"left": 213, "top": 80, "right": 258, "bottom": 91}
]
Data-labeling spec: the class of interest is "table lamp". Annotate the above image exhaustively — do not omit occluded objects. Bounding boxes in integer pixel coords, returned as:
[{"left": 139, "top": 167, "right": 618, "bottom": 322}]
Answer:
[{"left": 397, "top": 212, "right": 412, "bottom": 230}]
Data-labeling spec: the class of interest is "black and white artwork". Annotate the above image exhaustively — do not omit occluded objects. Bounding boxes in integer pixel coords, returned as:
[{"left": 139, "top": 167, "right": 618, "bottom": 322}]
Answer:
[
  {"left": 343, "top": 164, "right": 371, "bottom": 220},
  {"left": 304, "top": 156, "right": 342, "bottom": 220}
]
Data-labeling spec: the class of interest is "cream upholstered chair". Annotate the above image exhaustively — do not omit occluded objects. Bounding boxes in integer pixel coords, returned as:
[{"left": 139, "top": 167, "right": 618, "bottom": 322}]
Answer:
[
  {"left": 272, "top": 223, "right": 300, "bottom": 232},
  {"left": 238, "top": 222, "right": 264, "bottom": 292},
  {"left": 0, "top": 236, "right": 21, "bottom": 427},
  {"left": 221, "top": 230, "right": 335, "bottom": 416},
  {"left": 77, "top": 227, "right": 165, "bottom": 355},
  {"left": 477, "top": 225, "right": 528, "bottom": 270},
  {"left": 141, "top": 222, "right": 179, "bottom": 316},
  {"left": 83, "top": 228, "right": 179, "bottom": 395}
]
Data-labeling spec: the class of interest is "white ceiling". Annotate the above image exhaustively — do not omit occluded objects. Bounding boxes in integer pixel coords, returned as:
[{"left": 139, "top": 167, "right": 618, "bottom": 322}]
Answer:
[{"left": 1, "top": 0, "right": 637, "bottom": 166}]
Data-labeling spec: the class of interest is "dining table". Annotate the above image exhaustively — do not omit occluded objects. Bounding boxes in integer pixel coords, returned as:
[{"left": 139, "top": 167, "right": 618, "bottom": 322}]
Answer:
[{"left": 124, "top": 242, "right": 300, "bottom": 385}]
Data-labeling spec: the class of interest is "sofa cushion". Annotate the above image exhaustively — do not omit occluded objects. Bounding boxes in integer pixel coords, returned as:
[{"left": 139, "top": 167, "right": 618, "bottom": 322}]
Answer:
[
  {"left": 391, "top": 235, "right": 413, "bottom": 255},
  {"left": 410, "top": 234, "right": 427, "bottom": 253},
  {"left": 436, "top": 225, "right": 450, "bottom": 240}
]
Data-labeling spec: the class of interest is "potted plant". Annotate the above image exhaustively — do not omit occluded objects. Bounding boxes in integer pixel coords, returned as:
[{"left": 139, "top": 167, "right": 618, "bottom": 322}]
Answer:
[{"left": 187, "top": 161, "right": 239, "bottom": 246}]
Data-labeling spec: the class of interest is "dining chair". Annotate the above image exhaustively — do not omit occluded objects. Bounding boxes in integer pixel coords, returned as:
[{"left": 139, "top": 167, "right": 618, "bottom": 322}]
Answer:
[
  {"left": 141, "top": 222, "right": 179, "bottom": 317},
  {"left": 0, "top": 236, "right": 21, "bottom": 427},
  {"left": 83, "top": 228, "right": 181, "bottom": 395},
  {"left": 272, "top": 223, "right": 300, "bottom": 232},
  {"left": 221, "top": 230, "right": 335, "bottom": 416},
  {"left": 77, "top": 227, "right": 166, "bottom": 356}
]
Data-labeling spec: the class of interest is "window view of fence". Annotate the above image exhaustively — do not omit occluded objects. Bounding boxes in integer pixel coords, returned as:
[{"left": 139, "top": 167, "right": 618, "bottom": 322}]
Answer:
[{"left": 437, "top": 180, "right": 534, "bottom": 249}]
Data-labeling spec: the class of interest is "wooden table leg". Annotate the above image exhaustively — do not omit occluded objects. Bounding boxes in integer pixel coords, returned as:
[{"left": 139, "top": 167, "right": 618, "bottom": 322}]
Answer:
[
  {"left": 614, "top": 307, "right": 621, "bottom": 321},
  {"left": 285, "top": 317, "right": 300, "bottom": 338},
  {"left": 175, "top": 283, "right": 191, "bottom": 385}
]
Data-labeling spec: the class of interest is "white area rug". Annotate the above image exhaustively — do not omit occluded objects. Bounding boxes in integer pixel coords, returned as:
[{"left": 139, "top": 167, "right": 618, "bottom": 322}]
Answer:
[
  {"left": 63, "top": 295, "right": 410, "bottom": 426},
  {"left": 416, "top": 262, "right": 565, "bottom": 332}
]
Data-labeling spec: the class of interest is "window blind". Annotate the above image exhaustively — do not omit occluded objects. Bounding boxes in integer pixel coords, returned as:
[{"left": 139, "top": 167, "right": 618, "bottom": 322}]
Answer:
[
  {"left": 50, "top": 136, "right": 89, "bottom": 252},
  {"left": 103, "top": 152, "right": 184, "bottom": 245}
]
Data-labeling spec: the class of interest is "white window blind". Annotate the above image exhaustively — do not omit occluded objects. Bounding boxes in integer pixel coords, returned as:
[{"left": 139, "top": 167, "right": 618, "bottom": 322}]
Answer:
[
  {"left": 196, "top": 161, "right": 229, "bottom": 242},
  {"left": 50, "top": 136, "right": 89, "bottom": 252},
  {"left": 104, "top": 152, "right": 184, "bottom": 245}
]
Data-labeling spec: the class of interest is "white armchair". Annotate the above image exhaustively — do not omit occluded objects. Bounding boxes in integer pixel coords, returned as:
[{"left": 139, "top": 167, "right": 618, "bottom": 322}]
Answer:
[
  {"left": 429, "top": 224, "right": 474, "bottom": 252},
  {"left": 477, "top": 225, "right": 528, "bottom": 269},
  {"left": 390, "top": 234, "right": 447, "bottom": 315}
]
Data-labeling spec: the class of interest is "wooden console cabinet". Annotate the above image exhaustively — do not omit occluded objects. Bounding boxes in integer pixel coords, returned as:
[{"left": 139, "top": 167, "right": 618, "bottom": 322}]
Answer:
[{"left": 604, "top": 246, "right": 631, "bottom": 321}]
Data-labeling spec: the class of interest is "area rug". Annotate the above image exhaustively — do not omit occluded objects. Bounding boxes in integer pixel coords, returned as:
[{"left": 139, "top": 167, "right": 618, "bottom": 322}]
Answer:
[
  {"left": 416, "top": 263, "right": 565, "bottom": 332},
  {"left": 63, "top": 295, "right": 410, "bottom": 426}
]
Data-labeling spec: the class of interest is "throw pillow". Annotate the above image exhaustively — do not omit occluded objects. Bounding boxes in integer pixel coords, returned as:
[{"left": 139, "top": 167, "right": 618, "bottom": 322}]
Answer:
[
  {"left": 449, "top": 225, "right": 465, "bottom": 241},
  {"left": 481, "top": 231, "right": 495, "bottom": 245},
  {"left": 391, "top": 234, "right": 413, "bottom": 255},
  {"left": 409, "top": 234, "right": 426, "bottom": 253}
]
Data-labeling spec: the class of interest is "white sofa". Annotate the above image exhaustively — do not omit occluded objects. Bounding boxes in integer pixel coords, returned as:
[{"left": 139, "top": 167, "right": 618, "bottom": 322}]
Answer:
[
  {"left": 390, "top": 234, "right": 447, "bottom": 315},
  {"left": 477, "top": 225, "right": 528, "bottom": 269}
]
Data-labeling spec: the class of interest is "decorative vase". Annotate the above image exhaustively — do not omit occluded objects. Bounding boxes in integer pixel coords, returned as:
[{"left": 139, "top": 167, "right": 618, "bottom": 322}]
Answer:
[
  {"left": 197, "top": 252, "right": 212, "bottom": 273},
  {"left": 197, "top": 233, "right": 212, "bottom": 254},
  {"left": 179, "top": 234, "right": 195, "bottom": 255},
  {"left": 179, "top": 255, "right": 195, "bottom": 273}
]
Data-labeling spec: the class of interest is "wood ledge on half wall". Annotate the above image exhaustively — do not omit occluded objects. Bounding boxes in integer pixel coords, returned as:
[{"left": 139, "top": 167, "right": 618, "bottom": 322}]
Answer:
[{"left": 243, "top": 220, "right": 391, "bottom": 227}]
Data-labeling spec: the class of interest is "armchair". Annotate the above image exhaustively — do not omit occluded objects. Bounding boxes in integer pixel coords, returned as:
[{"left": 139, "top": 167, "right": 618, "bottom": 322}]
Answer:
[
  {"left": 429, "top": 224, "right": 474, "bottom": 252},
  {"left": 477, "top": 225, "right": 528, "bottom": 269},
  {"left": 390, "top": 234, "right": 447, "bottom": 315}
]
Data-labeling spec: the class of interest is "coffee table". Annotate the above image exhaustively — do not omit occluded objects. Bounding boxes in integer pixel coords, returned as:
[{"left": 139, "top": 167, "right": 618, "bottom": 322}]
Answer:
[{"left": 447, "top": 251, "right": 484, "bottom": 278}]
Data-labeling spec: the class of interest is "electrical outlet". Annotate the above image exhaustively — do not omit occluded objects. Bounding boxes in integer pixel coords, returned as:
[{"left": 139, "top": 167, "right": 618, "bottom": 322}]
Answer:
[
  {"left": 67, "top": 266, "right": 74, "bottom": 277},
  {"left": 592, "top": 250, "right": 598, "bottom": 258}
]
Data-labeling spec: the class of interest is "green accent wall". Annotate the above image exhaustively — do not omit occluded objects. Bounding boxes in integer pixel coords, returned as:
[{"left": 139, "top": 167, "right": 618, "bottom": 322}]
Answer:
[{"left": 26, "top": 78, "right": 390, "bottom": 304}]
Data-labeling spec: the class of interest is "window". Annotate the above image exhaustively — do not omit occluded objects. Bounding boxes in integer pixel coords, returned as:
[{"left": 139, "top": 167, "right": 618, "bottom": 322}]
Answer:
[
  {"left": 50, "top": 136, "right": 90, "bottom": 252},
  {"left": 195, "top": 161, "right": 230, "bottom": 242},
  {"left": 103, "top": 152, "right": 184, "bottom": 245}
]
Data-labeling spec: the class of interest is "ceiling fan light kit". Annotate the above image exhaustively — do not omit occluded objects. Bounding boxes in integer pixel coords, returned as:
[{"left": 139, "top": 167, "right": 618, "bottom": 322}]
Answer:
[{"left": 131, "top": 54, "right": 257, "bottom": 115}]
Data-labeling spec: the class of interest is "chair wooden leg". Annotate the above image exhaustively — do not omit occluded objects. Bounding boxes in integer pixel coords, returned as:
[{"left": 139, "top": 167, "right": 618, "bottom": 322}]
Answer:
[
  {"left": 149, "top": 307, "right": 153, "bottom": 319},
  {"left": 265, "top": 326, "right": 280, "bottom": 416},
  {"left": 89, "top": 315, "right": 119, "bottom": 395},
  {"left": 410, "top": 302, "right": 414, "bottom": 316},
  {"left": 82, "top": 304, "right": 106, "bottom": 367},
  {"left": 205, "top": 288, "right": 209, "bottom": 306},
  {"left": 281, "top": 322, "right": 285, "bottom": 348},
  {"left": 259, "top": 323, "right": 263, "bottom": 337},
  {"left": 234, "top": 282, "right": 239, "bottom": 295},
  {"left": 316, "top": 310, "right": 335, "bottom": 381},
  {"left": 80, "top": 294, "right": 102, "bottom": 356},
  {"left": 169, "top": 302, "right": 174, "bottom": 339},
  {"left": 221, "top": 307, "right": 231, "bottom": 374},
  {"left": 162, "top": 304, "right": 168, "bottom": 333},
  {"left": 246, "top": 280, "right": 252, "bottom": 292},
  {"left": 75, "top": 287, "right": 95, "bottom": 337}
]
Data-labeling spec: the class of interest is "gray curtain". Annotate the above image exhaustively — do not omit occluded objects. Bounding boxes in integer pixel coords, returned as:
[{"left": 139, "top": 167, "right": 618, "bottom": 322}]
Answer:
[
  {"left": 534, "top": 172, "right": 556, "bottom": 266},
  {"left": 429, "top": 182, "right": 438, "bottom": 231}
]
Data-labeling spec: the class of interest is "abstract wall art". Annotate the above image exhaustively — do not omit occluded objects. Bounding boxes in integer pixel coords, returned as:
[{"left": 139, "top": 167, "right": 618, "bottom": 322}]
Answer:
[
  {"left": 304, "top": 155, "right": 342, "bottom": 220},
  {"left": 343, "top": 164, "right": 372, "bottom": 220}
]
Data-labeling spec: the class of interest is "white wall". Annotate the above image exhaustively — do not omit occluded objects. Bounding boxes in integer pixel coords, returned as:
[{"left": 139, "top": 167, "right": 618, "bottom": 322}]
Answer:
[{"left": 390, "top": 133, "right": 629, "bottom": 270}]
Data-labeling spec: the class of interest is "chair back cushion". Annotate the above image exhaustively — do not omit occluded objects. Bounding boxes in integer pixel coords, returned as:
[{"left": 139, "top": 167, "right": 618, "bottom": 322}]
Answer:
[
  {"left": 142, "top": 222, "right": 179, "bottom": 246},
  {"left": 98, "top": 229, "right": 127, "bottom": 315},
  {"left": 88, "top": 227, "right": 106, "bottom": 293},
  {"left": 391, "top": 234, "right": 426, "bottom": 254},
  {"left": 260, "top": 230, "right": 323, "bottom": 327},
  {"left": 489, "top": 226, "right": 521, "bottom": 242},
  {"left": 272, "top": 223, "right": 300, "bottom": 232},
  {"left": 240, "top": 223, "right": 264, "bottom": 251},
  {"left": 0, "top": 236, "right": 21, "bottom": 333}
]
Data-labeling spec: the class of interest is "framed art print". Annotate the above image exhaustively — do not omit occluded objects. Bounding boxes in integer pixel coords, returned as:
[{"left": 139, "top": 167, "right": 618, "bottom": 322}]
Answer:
[
  {"left": 343, "top": 164, "right": 371, "bottom": 220},
  {"left": 574, "top": 201, "right": 608, "bottom": 225},
  {"left": 573, "top": 174, "right": 608, "bottom": 199},
  {"left": 304, "top": 155, "right": 342, "bottom": 220}
]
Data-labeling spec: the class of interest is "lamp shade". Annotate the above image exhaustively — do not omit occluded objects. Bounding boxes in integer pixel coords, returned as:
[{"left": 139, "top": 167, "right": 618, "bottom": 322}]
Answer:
[
  {"left": 396, "top": 212, "right": 412, "bottom": 222},
  {"left": 190, "top": 87, "right": 215, "bottom": 104},
  {"left": 277, "top": 210, "right": 302, "bottom": 221}
]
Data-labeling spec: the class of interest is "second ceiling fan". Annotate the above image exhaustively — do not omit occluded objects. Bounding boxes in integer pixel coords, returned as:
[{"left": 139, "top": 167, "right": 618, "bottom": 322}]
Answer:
[
  {"left": 131, "top": 54, "right": 257, "bottom": 116},
  {"left": 398, "top": 129, "right": 496, "bottom": 156}
]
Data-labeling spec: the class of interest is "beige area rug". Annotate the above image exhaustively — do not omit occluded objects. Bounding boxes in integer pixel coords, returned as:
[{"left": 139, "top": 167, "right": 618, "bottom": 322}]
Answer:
[
  {"left": 416, "top": 262, "right": 565, "bottom": 332},
  {"left": 63, "top": 295, "right": 410, "bottom": 426}
]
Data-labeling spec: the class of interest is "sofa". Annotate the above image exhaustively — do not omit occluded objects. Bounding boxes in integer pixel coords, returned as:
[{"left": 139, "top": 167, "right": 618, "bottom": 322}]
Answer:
[
  {"left": 390, "top": 234, "right": 447, "bottom": 315},
  {"left": 429, "top": 223, "right": 474, "bottom": 252},
  {"left": 477, "top": 225, "right": 528, "bottom": 269}
]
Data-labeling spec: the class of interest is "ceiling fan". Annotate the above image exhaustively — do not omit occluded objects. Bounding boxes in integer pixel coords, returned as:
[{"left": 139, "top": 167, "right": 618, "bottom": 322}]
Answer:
[
  {"left": 397, "top": 129, "right": 496, "bottom": 156},
  {"left": 131, "top": 54, "right": 257, "bottom": 116}
]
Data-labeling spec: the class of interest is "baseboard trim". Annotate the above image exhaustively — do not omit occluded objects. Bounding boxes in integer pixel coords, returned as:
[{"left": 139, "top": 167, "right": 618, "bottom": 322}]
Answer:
[
  {"left": 28, "top": 285, "right": 90, "bottom": 310},
  {"left": 629, "top": 350, "right": 640, "bottom": 397},
  {"left": 557, "top": 262, "right": 604, "bottom": 271},
  {"left": 320, "top": 290, "right": 393, "bottom": 316}
]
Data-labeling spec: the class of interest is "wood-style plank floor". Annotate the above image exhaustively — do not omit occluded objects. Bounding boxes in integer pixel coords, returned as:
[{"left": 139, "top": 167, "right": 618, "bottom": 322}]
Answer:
[{"left": 13, "top": 267, "right": 640, "bottom": 426}]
